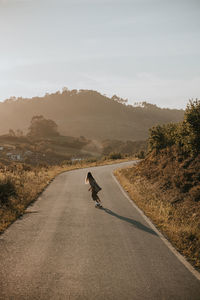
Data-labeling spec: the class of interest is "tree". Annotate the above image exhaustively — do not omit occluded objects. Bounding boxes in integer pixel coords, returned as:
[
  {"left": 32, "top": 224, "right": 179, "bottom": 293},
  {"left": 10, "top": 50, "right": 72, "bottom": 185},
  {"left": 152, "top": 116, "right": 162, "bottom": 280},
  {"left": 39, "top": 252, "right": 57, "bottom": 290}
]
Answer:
[
  {"left": 9, "top": 129, "right": 15, "bottom": 137},
  {"left": 62, "top": 87, "right": 69, "bottom": 93},
  {"left": 27, "top": 115, "right": 59, "bottom": 138},
  {"left": 184, "top": 99, "right": 200, "bottom": 154},
  {"left": 111, "top": 95, "right": 128, "bottom": 104},
  {"left": 16, "top": 129, "right": 23, "bottom": 137},
  {"left": 147, "top": 99, "right": 200, "bottom": 156},
  {"left": 148, "top": 123, "right": 177, "bottom": 153}
]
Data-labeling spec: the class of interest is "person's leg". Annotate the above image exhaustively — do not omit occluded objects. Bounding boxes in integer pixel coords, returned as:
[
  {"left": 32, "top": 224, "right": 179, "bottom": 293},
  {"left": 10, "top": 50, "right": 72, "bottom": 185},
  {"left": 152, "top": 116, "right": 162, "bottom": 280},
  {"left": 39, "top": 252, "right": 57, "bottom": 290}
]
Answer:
[
  {"left": 92, "top": 191, "right": 102, "bottom": 207},
  {"left": 95, "top": 193, "right": 100, "bottom": 203},
  {"left": 96, "top": 195, "right": 102, "bottom": 207},
  {"left": 92, "top": 191, "right": 98, "bottom": 206}
]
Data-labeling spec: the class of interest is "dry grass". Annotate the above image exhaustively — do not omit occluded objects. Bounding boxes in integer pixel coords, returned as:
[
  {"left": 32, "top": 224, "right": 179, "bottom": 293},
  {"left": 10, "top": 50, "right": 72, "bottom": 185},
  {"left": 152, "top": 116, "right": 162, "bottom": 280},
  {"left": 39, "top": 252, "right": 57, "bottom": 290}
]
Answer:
[
  {"left": 0, "top": 156, "right": 134, "bottom": 233},
  {"left": 115, "top": 162, "right": 200, "bottom": 271}
]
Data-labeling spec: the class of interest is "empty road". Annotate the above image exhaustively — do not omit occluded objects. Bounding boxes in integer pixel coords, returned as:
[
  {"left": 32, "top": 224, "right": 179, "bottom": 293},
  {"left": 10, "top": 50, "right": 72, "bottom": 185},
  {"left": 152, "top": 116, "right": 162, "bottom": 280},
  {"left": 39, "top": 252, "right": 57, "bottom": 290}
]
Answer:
[{"left": 0, "top": 162, "right": 200, "bottom": 299}]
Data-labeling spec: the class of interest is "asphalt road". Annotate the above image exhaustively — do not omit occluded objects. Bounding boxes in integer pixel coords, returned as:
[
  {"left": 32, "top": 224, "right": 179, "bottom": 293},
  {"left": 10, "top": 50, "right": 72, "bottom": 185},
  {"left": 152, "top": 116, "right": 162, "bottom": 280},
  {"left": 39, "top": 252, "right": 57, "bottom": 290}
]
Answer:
[{"left": 0, "top": 161, "right": 200, "bottom": 300}]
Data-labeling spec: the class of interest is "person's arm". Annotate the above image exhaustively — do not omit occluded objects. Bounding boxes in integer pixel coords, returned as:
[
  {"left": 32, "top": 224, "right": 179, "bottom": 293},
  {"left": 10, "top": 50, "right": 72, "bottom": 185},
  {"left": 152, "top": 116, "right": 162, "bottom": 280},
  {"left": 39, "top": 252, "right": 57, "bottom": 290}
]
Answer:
[{"left": 88, "top": 186, "right": 92, "bottom": 191}]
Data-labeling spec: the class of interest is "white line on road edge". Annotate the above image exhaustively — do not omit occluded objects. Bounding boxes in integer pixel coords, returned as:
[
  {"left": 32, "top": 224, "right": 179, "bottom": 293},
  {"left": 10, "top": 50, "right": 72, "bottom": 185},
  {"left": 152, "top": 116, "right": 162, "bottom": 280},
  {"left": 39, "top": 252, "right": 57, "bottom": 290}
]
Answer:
[{"left": 112, "top": 172, "right": 200, "bottom": 282}]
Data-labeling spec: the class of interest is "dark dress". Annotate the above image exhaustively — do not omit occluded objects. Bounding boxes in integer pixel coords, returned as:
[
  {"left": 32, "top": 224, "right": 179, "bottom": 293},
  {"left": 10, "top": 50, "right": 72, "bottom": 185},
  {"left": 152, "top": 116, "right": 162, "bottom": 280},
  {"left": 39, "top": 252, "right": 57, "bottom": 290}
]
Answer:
[{"left": 89, "top": 177, "right": 102, "bottom": 201}]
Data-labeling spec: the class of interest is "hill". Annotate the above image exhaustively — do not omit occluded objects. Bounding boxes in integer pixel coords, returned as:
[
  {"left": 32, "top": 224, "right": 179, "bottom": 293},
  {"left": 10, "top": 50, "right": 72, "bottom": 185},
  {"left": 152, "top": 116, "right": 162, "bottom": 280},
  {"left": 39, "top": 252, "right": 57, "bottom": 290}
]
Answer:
[
  {"left": 115, "top": 99, "right": 200, "bottom": 270},
  {"left": 0, "top": 89, "right": 184, "bottom": 141}
]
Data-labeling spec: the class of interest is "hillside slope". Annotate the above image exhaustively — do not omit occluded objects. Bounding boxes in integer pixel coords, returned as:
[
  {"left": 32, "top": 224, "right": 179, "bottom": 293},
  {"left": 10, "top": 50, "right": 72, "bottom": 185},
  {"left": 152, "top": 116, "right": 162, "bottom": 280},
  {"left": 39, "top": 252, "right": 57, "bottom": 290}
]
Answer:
[
  {"left": 115, "top": 100, "right": 200, "bottom": 270},
  {"left": 0, "top": 89, "right": 184, "bottom": 141},
  {"left": 116, "top": 149, "right": 200, "bottom": 270}
]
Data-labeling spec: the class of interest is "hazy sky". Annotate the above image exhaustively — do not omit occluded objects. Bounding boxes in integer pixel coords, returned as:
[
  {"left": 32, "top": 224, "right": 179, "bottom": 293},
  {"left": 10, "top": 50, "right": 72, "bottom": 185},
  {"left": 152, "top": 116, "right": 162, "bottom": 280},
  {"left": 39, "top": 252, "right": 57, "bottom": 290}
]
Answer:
[{"left": 0, "top": 0, "right": 200, "bottom": 108}]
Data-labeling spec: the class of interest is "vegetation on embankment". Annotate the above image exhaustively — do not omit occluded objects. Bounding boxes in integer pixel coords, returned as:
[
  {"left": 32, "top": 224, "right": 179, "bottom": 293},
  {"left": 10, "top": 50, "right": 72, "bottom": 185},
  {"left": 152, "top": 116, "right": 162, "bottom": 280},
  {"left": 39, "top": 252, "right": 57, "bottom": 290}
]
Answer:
[
  {"left": 0, "top": 156, "right": 134, "bottom": 234},
  {"left": 115, "top": 99, "right": 200, "bottom": 271}
]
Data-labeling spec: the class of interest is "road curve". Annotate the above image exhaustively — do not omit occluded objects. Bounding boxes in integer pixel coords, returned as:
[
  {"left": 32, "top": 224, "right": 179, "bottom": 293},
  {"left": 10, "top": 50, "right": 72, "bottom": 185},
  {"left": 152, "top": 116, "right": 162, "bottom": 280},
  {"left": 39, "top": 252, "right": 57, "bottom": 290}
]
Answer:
[{"left": 0, "top": 161, "right": 200, "bottom": 300}]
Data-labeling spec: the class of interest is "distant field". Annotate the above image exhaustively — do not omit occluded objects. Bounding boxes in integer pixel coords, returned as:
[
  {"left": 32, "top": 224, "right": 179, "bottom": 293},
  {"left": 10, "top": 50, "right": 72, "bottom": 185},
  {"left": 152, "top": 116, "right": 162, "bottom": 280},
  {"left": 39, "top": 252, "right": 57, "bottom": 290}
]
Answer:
[{"left": 0, "top": 134, "right": 146, "bottom": 166}]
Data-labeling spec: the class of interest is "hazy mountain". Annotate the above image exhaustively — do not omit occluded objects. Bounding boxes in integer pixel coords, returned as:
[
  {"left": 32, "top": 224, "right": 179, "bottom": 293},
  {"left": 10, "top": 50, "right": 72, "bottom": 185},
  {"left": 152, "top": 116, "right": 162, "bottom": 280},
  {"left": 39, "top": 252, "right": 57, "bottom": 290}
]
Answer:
[{"left": 0, "top": 89, "right": 184, "bottom": 141}]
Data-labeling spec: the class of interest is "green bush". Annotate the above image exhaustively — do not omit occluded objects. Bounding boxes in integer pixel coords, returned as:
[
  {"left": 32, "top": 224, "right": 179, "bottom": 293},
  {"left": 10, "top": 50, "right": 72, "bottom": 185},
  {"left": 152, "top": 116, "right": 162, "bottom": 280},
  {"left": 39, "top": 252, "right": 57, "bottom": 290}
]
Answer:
[
  {"left": 148, "top": 99, "right": 200, "bottom": 157},
  {"left": 148, "top": 123, "right": 178, "bottom": 153}
]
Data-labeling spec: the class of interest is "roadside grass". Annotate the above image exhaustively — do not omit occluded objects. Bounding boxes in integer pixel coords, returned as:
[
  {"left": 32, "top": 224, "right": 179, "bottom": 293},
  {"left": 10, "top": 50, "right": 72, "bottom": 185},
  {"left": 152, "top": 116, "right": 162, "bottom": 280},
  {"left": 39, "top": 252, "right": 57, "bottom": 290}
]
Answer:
[
  {"left": 114, "top": 164, "right": 200, "bottom": 271},
  {"left": 0, "top": 156, "right": 134, "bottom": 234}
]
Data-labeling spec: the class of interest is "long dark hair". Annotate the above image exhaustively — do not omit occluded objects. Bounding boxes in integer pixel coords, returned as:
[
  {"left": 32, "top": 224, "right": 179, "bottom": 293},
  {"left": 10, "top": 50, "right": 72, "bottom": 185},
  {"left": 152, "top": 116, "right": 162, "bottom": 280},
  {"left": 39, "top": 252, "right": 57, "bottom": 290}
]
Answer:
[{"left": 85, "top": 172, "right": 94, "bottom": 184}]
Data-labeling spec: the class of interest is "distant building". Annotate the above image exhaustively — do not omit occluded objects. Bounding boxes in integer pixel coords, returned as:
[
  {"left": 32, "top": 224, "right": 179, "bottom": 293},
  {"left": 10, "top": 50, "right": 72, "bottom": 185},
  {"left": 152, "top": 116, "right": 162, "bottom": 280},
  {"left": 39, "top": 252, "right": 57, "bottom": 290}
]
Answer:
[
  {"left": 6, "top": 152, "right": 12, "bottom": 157},
  {"left": 12, "top": 154, "right": 22, "bottom": 161},
  {"left": 71, "top": 158, "right": 82, "bottom": 162},
  {"left": 24, "top": 150, "right": 33, "bottom": 156},
  {"left": 6, "top": 153, "right": 22, "bottom": 161}
]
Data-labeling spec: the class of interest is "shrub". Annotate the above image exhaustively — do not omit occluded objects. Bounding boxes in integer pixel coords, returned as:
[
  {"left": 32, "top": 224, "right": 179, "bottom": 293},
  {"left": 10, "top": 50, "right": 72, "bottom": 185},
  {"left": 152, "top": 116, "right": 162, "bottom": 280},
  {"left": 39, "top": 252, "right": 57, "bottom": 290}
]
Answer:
[
  {"left": 148, "top": 123, "right": 178, "bottom": 153},
  {"left": 137, "top": 150, "right": 145, "bottom": 159},
  {"left": 85, "top": 158, "right": 98, "bottom": 163},
  {"left": 148, "top": 99, "right": 200, "bottom": 157},
  {"left": 183, "top": 99, "right": 200, "bottom": 155},
  {"left": 109, "top": 152, "right": 122, "bottom": 160},
  {"left": 189, "top": 185, "right": 200, "bottom": 202},
  {"left": 0, "top": 178, "right": 17, "bottom": 206}
]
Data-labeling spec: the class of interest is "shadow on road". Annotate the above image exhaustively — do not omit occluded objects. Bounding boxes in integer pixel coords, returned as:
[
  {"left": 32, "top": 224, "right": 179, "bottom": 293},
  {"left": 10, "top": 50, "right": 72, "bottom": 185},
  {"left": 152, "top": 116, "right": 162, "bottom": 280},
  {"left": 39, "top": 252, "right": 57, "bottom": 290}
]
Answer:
[
  {"left": 19, "top": 210, "right": 39, "bottom": 219},
  {"left": 102, "top": 207, "right": 157, "bottom": 236},
  {"left": 24, "top": 210, "right": 38, "bottom": 214}
]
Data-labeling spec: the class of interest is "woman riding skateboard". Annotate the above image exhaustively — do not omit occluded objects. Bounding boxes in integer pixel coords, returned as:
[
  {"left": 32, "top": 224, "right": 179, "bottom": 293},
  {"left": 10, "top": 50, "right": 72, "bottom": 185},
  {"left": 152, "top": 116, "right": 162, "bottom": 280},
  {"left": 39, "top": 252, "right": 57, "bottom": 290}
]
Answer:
[{"left": 85, "top": 172, "right": 102, "bottom": 207}]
